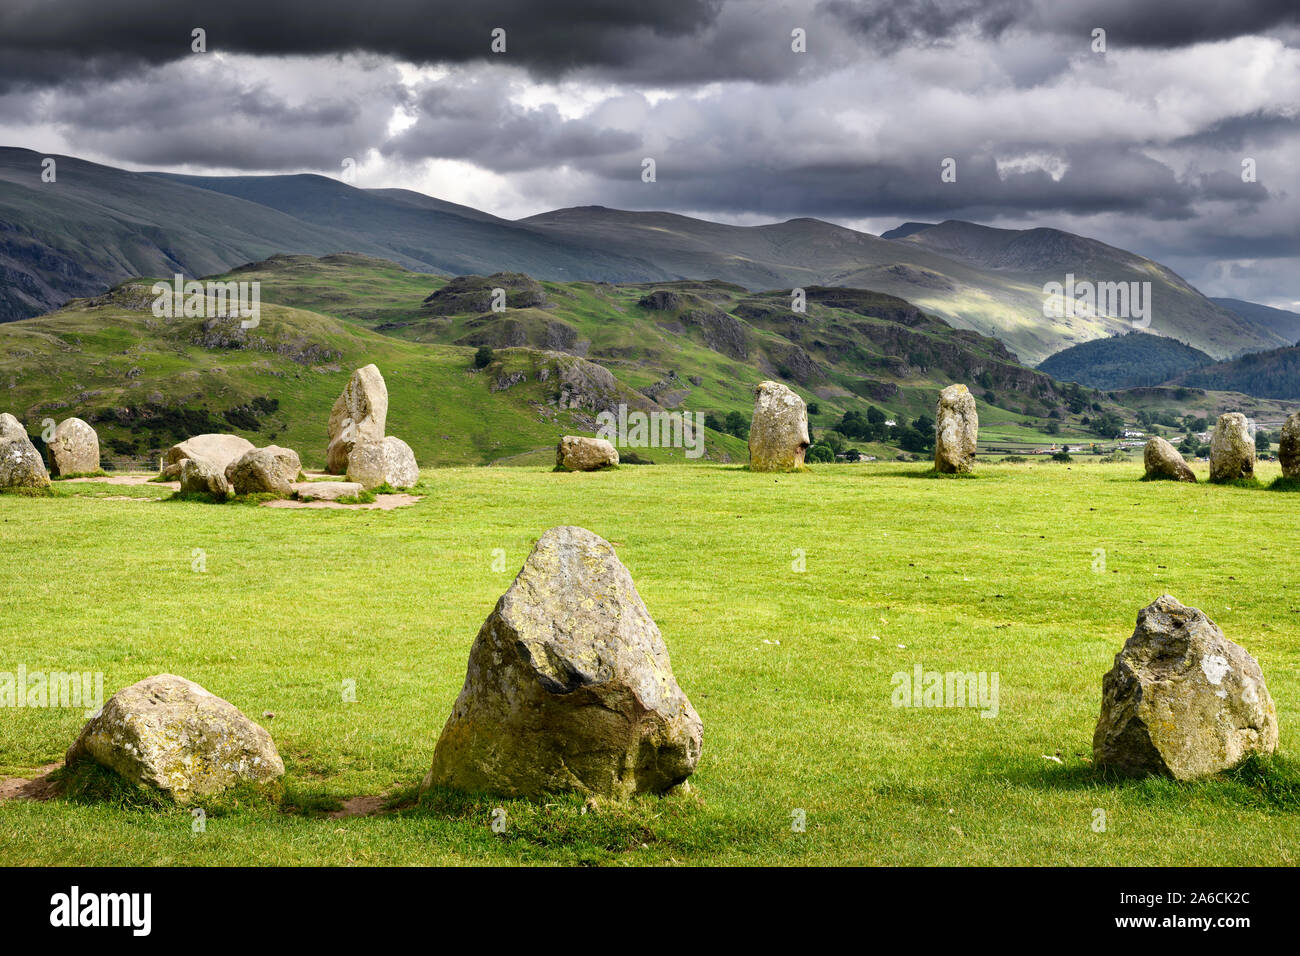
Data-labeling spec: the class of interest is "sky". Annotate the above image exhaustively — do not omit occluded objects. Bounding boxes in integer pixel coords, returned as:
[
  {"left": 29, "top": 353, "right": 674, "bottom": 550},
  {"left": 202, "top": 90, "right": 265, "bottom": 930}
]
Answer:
[{"left": 1, "top": 0, "right": 1297, "bottom": 307}]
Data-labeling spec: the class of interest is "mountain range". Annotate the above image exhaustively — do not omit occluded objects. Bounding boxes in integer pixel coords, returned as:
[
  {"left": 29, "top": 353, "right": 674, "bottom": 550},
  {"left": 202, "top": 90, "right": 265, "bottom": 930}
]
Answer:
[{"left": 1, "top": 146, "right": 1289, "bottom": 366}]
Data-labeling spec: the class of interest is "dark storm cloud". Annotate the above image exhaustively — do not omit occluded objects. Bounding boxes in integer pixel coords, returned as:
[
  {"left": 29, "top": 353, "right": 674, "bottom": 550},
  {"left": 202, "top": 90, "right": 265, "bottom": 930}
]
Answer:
[
  {"left": 823, "top": 0, "right": 1300, "bottom": 47},
  {"left": 0, "top": 0, "right": 726, "bottom": 92}
]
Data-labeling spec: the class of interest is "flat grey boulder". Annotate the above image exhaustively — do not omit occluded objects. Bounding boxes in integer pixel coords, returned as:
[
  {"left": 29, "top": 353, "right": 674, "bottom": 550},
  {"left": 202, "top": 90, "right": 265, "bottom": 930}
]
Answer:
[
  {"left": 347, "top": 436, "right": 418, "bottom": 490},
  {"left": 1093, "top": 595, "right": 1278, "bottom": 780},
  {"left": 0, "top": 413, "right": 50, "bottom": 489},
  {"left": 179, "top": 457, "right": 231, "bottom": 499},
  {"left": 424, "top": 525, "right": 703, "bottom": 799},
  {"left": 327, "top": 364, "right": 388, "bottom": 473},
  {"left": 1143, "top": 436, "right": 1196, "bottom": 482},
  {"left": 748, "top": 380, "right": 809, "bottom": 472},
  {"left": 1209, "top": 413, "right": 1255, "bottom": 482},
  {"left": 48, "top": 418, "right": 100, "bottom": 476},
  {"left": 555, "top": 435, "right": 619, "bottom": 471},
  {"left": 66, "top": 674, "right": 284, "bottom": 803},
  {"left": 1280, "top": 410, "right": 1300, "bottom": 479},
  {"left": 224, "top": 445, "right": 301, "bottom": 496},
  {"left": 161, "top": 434, "right": 255, "bottom": 480},
  {"left": 934, "top": 384, "right": 978, "bottom": 474},
  {"left": 292, "top": 480, "right": 364, "bottom": 501}
]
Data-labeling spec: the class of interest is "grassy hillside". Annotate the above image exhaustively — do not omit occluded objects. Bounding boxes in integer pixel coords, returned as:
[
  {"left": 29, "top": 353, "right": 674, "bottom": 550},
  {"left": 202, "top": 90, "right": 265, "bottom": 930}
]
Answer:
[
  {"left": 1, "top": 462, "right": 1296, "bottom": 865},
  {"left": 1171, "top": 343, "right": 1300, "bottom": 401}
]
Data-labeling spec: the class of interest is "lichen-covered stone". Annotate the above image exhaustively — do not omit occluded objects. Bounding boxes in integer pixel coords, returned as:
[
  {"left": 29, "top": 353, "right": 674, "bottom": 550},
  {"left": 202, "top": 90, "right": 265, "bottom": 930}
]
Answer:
[
  {"left": 1209, "top": 413, "right": 1254, "bottom": 482},
  {"left": 66, "top": 674, "right": 284, "bottom": 803},
  {"left": 1093, "top": 595, "right": 1278, "bottom": 780},
  {"left": 224, "top": 445, "right": 301, "bottom": 496},
  {"left": 346, "top": 436, "right": 418, "bottom": 490},
  {"left": 48, "top": 418, "right": 99, "bottom": 476},
  {"left": 934, "top": 384, "right": 978, "bottom": 474},
  {"left": 292, "top": 480, "right": 365, "bottom": 501},
  {"left": 160, "top": 434, "right": 255, "bottom": 480},
  {"left": 748, "top": 381, "right": 809, "bottom": 472},
  {"left": 0, "top": 412, "right": 50, "bottom": 489},
  {"left": 179, "top": 457, "right": 231, "bottom": 499},
  {"left": 1143, "top": 436, "right": 1196, "bottom": 482},
  {"left": 327, "top": 364, "right": 388, "bottom": 474},
  {"left": 556, "top": 435, "right": 619, "bottom": 471},
  {"left": 424, "top": 526, "right": 703, "bottom": 799},
  {"left": 1279, "top": 410, "right": 1300, "bottom": 479}
]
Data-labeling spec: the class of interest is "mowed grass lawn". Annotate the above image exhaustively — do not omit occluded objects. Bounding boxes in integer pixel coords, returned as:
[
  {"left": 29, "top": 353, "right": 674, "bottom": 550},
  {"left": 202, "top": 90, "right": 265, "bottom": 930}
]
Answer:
[{"left": 0, "top": 460, "right": 1296, "bottom": 866}]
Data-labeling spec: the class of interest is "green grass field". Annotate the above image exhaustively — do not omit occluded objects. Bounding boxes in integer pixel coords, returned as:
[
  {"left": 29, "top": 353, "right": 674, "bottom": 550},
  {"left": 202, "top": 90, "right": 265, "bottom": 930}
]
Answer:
[{"left": 1, "top": 460, "right": 1296, "bottom": 865}]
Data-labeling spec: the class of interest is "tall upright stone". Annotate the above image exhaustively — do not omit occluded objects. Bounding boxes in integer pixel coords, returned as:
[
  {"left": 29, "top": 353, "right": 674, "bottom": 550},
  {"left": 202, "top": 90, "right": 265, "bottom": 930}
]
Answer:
[
  {"left": 1093, "top": 595, "right": 1278, "bottom": 780},
  {"left": 933, "top": 384, "right": 978, "bottom": 474},
  {"left": 47, "top": 418, "right": 100, "bottom": 476},
  {"left": 1279, "top": 410, "right": 1300, "bottom": 479},
  {"left": 424, "top": 526, "right": 703, "bottom": 799},
  {"left": 0, "top": 412, "right": 50, "bottom": 490},
  {"left": 748, "top": 381, "right": 809, "bottom": 472},
  {"left": 327, "top": 365, "right": 388, "bottom": 473},
  {"left": 1209, "top": 412, "right": 1254, "bottom": 482}
]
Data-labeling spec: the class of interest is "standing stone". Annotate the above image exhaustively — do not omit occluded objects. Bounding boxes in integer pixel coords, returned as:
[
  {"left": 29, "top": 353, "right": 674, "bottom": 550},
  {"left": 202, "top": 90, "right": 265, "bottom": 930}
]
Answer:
[
  {"left": 424, "top": 526, "right": 703, "bottom": 799},
  {"left": 179, "top": 457, "right": 232, "bottom": 499},
  {"left": 1209, "top": 413, "right": 1255, "bottom": 482},
  {"left": 1093, "top": 595, "right": 1278, "bottom": 780},
  {"left": 748, "top": 381, "right": 809, "bottom": 472},
  {"left": 224, "top": 446, "right": 301, "bottom": 496},
  {"left": 556, "top": 435, "right": 619, "bottom": 471},
  {"left": 1279, "top": 410, "right": 1300, "bottom": 479},
  {"left": 0, "top": 412, "right": 50, "bottom": 489},
  {"left": 1143, "top": 436, "right": 1196, "bottom": 482},
  {"left": 47, "top": 418, "right": 100, "bottom": 476},
  {"left": 933, "top": 384, "right": 978, "bottom": 474},
  {"left": 66, "top": 674, "right": 284, "bottom": 803},
  {"left": 327, "top": 364, "right": 388, "bottom": 474},
  {"left": 346, "top": 436, "right": 418, "bottom": 490},
  {"left": 160, "top": 434, "right": 255, "bottom": 479}
]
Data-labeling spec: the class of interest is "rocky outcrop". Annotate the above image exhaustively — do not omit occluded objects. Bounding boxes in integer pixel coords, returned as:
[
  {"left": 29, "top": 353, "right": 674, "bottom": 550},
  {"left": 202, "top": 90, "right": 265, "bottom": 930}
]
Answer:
[
  {"left": 160, "top": 434, "right": 255, "bottom": 480},
  {"left": 423, "top": 526, "right": 702, "bottom": 799},
  {"left": 47, "top": 418, "right": 99, "bottom": 476},
  {"left": 1209, "top": 413, "right": 1255, "bottom": 482},
  {"left": 326, "top": 365, "right": 388, "bottom": 474},
  {"left": 66, "top": 674, "right": 284, "bottom": 803},
  {"left": 224, "top": 446, "right": 301, "bottom": 496},
  {"left": 748, "top": 381, "right": 809, "bottom": 472},
  {"left": 422, "top": 273, "right": 550, "bottom": 315},
  {"left": 0, "top": 413, "right": 50, "bottom": 490},
  {"left": 346, "top": 436, "right": 418, "bottom": 490},
  {"left": 1143, "top": 436, "right": 1196, "bottom": 482},
  {"left": 933, "top": 384, "right": 978, "bottom": 474},
  {"left": 555, "top": 436, "right": 619, "bottom": 471},
  {"left": 1093, "top": 595, "right": 1278, "bottom": 780}
]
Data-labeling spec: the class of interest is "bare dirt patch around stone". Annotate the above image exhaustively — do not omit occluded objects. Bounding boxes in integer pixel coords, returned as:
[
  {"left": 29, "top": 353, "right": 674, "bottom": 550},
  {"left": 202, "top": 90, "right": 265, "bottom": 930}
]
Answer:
[
  {"left": 261, "top": 494, "right": 421, "bottom": 511},
  {"left": 0, "top": 763, "right": 62, "bottom": 802}
]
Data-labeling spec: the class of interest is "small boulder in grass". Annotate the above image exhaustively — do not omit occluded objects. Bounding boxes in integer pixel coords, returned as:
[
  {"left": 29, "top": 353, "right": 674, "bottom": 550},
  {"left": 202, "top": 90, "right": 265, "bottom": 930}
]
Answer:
[
  {"left": 347, "top": 436, "right": 418, "bottom": 489},
  {"left": 225, "top": 445, "right": 301, "bottom": 496},
  {"left": 1143, "top": 436, "right": 1196, "bottom": 482},
  {"left": 555, "top": 435, "right": 619, "bottom": 471},
  {"left": 0, "top": 412, "right": 50, "bottom": 490},
  {"left": 47, "top": 417, "right": 100, "bottom": 476},
  {"left": 1093, "top": 595, "right": 1278, "bottom": 780},
  {"left": 179, "top": 457, "right": 232, "bottom": 499},
  {"left": 66, "top": 674, "right": 284, "bottom": 803}
]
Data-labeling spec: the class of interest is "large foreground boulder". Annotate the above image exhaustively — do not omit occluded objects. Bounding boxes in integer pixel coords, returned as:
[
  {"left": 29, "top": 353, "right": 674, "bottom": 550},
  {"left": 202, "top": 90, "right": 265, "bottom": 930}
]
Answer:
[
  {"left": 47, "top": 418, "right": 99, "bottom": 476},
  {"left": 327, "top": 364, "right": 388, "bottom": 473},
  {"left": 1209, "top": 413, "right": 1255, "bottom": 482},
  {"left": 160, "top": 434, "right": 255, "bottom": 480},
  {"left": 66, "top": 674, "right": 284, "bottom": 803},
  {"left": 934, "top": 384, "right": 978, "bottom": 474},
  {"left": 1143, "top": 436, "right": 1196, "bottom": 482},
  {"left": 224, "top": 446, "right": 301, "bottom": 496},
  {"left": 347, "top": 436, "right": 418, "bottom": 490},
  {"left": 424, "top": 526, "right": 703, "bottom": 799},
  {"left": 1279, "top": 410, "right": 1300, "bottom": 479},
  {"left": 748, "top": 381, "right": 809, "bottom": 472},
  {"left": 0, "top": 413, "right": 50, "bottom": 489},
  {"left": 556, "top": 435, "right": 619, "bottom": 471},
  {"left": 179, "top": 457, "right": 232, "bottom": 499},
  {"left": 1093, "top": 595, "right": 1278, "bottom": 780}
]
